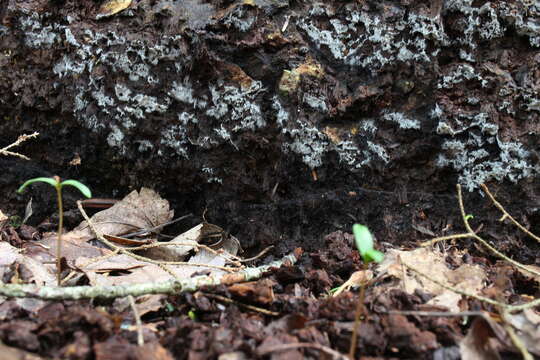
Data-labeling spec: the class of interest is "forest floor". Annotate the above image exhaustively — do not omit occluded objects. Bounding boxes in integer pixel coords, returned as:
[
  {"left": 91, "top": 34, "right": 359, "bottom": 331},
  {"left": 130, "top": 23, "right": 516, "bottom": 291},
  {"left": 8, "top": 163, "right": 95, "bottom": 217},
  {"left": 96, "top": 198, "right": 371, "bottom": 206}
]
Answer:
[{"left": 0, "top": 176, "right": 538, "bottom": 360}]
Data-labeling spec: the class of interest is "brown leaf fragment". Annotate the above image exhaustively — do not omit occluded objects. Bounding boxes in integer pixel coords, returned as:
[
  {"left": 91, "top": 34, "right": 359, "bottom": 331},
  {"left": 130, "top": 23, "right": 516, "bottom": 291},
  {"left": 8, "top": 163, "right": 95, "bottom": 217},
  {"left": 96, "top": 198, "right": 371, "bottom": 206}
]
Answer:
[
  {"left": 460, "top": 316, "right": 504, "bottom": 360},
  {"left": 377, "top": 248, "right": 486, "bottom": 312},
  {"left": 140, "top": 224, "right": 202, "bottom": 261},
  {"left": 228, "top": 279, "right": 275, "bottom": 304},
  {"left": 96, "top": 0, "right": 132, "bottom": 20},
  {"left": 114, "top": 294, "right": 166, "bottom": 317},
  {"left": 75, "top": 188, "right": 173, "bottom": 240},
  {"left": 506, "top": 309, "right": 540, "bottom": 356}
]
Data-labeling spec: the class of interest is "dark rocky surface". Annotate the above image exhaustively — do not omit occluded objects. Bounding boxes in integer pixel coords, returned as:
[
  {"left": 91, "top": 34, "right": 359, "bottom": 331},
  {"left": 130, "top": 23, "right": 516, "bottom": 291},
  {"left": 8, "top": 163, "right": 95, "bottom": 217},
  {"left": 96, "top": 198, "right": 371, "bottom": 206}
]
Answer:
[{"left": 0, "top": 0, "right": 538, "bottom": 253}]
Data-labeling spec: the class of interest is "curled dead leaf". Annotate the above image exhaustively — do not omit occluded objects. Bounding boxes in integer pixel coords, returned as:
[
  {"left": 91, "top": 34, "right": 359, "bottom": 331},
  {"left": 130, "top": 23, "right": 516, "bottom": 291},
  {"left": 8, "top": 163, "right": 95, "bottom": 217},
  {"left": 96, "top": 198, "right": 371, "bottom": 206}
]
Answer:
[{"left": 96, "top": 0, "right": 132, "bottom": 20}]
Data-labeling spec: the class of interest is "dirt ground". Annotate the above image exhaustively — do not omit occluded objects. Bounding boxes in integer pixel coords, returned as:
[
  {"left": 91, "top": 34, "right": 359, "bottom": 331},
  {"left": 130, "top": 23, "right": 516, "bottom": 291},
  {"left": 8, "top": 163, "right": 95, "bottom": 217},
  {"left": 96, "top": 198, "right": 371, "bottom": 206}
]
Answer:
[{"left": 0, "top": 181, "right": 538, "bottom": 359}]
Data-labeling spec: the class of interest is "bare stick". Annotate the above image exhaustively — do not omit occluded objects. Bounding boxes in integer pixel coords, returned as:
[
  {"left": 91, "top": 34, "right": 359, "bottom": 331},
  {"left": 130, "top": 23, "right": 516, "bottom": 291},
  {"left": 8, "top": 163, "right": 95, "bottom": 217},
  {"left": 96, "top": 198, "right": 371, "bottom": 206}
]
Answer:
[
  {"left": 128, "top": 295, "right": 144, "bottom": 346},
  {"left": 480, "top": 184, "right": 540, "bottom": 243},
  {"left": 384, "top": 310, "right": 486, "bottom": 317},
  {"left": 420, "top": 233, "right": 472, "bottom": 247},
  {"left": 0, "top": 249, "right": 303, "bottom": 299},
  {"left": 455, "top": 185, "right": 540, "bottom": 278},
  {"left": 0, "top": 132, "right": 39, "bottom": 160}
]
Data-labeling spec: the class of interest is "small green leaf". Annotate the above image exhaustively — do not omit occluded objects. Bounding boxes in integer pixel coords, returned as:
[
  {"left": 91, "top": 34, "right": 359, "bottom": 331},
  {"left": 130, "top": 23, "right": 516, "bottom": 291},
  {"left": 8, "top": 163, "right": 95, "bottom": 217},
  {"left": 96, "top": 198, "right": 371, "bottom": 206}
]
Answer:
[
  {"left": 353, "top": 224, "right": 374, "bottom": 254},
  {"left": 352, "top": 224, "right": 384, "bottom": 264},
  {"left": 17, "top": 177, "right": 58, "bottom": 193},
  {"left": 188, "top": 310, "right": 197, "bottom": 321},
  {"left": 365, "top": 249, "right": 384, "bottom": 263},
  {"left": 465, "top": 214, "right": 474, "bottom": 221},
  {"left": 60, "top": 180, "right": 92, "bottom": 198}
]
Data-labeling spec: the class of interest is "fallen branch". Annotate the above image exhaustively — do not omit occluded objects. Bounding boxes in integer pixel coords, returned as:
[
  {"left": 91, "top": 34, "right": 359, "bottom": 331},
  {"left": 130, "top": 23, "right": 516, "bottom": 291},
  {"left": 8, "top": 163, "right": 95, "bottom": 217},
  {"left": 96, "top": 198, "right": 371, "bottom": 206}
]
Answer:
[
  {"left": 0, "top": 132, "right": 39, "bottom": 160},
  {"left": 480, "top": 184, "right": 540, "bottom": 244},
  {"left": 0, "top": 248, "right": 302, "bottom": 300},
  {"left": 420, "top": 185, "right": 540, "bottom": 278}
]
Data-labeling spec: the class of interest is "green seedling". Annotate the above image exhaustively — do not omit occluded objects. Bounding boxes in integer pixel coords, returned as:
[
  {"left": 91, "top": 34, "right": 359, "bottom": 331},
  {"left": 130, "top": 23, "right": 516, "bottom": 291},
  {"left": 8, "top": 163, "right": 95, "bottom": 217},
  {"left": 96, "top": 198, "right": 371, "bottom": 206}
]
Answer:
[
  {"left": 349, "top": 224, "right": 384, "bottom": 359},
  {"left": 352, "top": 224, "right": 384, "bottom": 264},
  {"left": 18, "top": 176, "right": 92, "bottom": 286},
  {"left": 188, "top": 309, "right": 198, "bottom": 321}
]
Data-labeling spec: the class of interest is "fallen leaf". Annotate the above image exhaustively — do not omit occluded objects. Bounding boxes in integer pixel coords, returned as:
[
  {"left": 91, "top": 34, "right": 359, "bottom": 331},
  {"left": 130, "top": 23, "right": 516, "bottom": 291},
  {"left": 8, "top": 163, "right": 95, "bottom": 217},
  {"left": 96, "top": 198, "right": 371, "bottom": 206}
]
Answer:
[
  {"left": 0, "top": 242, "right": 56, "bottom": 286},
  {"left": 96, "top": 0, "right": 132, "bottom": 20},
  {"left": 228, "top": 279, "right": 275, "bottom": 304},
  {"left": 114, "top": 294, "right": 166, "bottom": 317},
  {"left": 75, "top": 188, "right": 173, "bottom": 240},
  {"left": 76, "top": 223, "right": 240, "bottom": 287},
  {"left": 506, "top": 309, "right": 540, "bottom": 355},
  {"left": 332, "top": 270, "right": 373, "bottom": 297},
  {"left": 459, "top": 315, "right": 505, "bottom": 360},
  {"left": 377, "top": 248, "right": 486, "bottom": 312},
  {"left": 140, "top": 224, "right": 202, "bottom": 261}
]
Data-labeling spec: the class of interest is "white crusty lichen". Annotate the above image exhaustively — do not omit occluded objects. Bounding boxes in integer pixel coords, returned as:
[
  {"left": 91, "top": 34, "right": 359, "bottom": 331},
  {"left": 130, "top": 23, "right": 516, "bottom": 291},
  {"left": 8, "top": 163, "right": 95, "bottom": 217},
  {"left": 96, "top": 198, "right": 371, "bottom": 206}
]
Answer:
[
  {"left": 435, "top": 106, "right": 538, "bottom": 190},
  {"left": 382, "top": 112, "right": 421, "bottom": 130},
  {"left": 284, "top": 124, "right": 328, "bottom": 169},
  {"left": 437, "top": 64, "right": 486, "bottom": 89},
  {"left": 297, "top": 3, "right": 445, "bottom": 72}
]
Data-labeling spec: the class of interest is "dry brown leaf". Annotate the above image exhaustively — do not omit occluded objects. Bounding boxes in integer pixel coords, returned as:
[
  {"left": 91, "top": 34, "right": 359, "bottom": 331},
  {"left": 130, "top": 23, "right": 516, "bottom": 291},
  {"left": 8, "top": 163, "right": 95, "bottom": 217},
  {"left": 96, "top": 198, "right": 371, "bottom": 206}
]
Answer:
[
  {"left": 332, "top": 270, "right": 373, "bottom": 297},
  {"left": 377, "top": 248, "right": 486, "bottom": 312},
  {"left": 75, "top": 188, "right": 173, "bottom": 240},
  {"left": 506, "top": 309, "right": 540, "bottom": 355},
  {"left": 77, "top": 224, "right": 240, "bottom": 287},
  {"left": 40, "top": 231, "right": 112, "bottom": 263},
  {"left": 460, "top": 315, "right": 504, "bottom": 360},
  {"left": 96, "top": 0, "right": 132, "bottom": 20},
  {"left": 140, "top": 224, "right": 202, "bottom": 261},
  {"left": 0, "top": 242, "right": 56, "bottom": 286},
  {"left": 114, "top": 294, "right": 166, "bottom": 317}
]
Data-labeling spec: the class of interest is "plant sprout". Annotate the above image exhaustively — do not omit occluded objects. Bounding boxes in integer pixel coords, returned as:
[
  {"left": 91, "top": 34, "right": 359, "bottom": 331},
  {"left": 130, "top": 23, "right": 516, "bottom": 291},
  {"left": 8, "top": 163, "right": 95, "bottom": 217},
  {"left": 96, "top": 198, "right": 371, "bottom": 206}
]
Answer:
[
  {"left": 18, "top": 176, "right": 92, "bottom": 286},
  {"left": 352, "top": 224, "right": 384, "bottom": 264},
  {"left": 349, "top": 224, "right": 384, "bottom": 359}
]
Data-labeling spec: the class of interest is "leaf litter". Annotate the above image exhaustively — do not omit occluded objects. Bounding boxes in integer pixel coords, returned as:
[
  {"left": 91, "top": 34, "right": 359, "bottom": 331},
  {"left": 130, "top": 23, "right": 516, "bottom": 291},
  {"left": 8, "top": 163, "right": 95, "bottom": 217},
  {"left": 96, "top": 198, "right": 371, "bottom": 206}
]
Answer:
[{"left": 0, "top": 185, "right": 539, "bottom": 359}]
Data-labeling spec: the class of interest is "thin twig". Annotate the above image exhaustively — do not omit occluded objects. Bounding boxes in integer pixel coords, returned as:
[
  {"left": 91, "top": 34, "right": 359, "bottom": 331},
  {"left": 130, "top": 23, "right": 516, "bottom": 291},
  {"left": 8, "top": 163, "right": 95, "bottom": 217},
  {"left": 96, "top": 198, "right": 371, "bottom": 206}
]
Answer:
[
  {"left": 499, "top": 308, "right": 533, "bottom": 360},
  {"left": 0, "top": 132, "right": 39, "bottom": 160},
  {"left": 349, "top": 262, "right": 368, "bottom": 359},
  {"left": 128, "top": 295, "right": 144, "bottom": 346},
  {"left": 480, "top": 184, "right": 540, "bottom": 243},
  {"left": 121, "top": 214, "right": 193, "bottom": 238},
  {"left": 0, "top": 249, "right": 303, "bottom": 299},
  {"left": 237, "top": 246, "right": 274, "bottom": 263},
  {"left": 202, "top": 292, "right": 279, "bottom": 316},
  {"left": 257, "top": 342, "right": 349, "bottom": 360},
  {"left": 455, "top": 185, "right": 540, "bottom": 278},
  {"left": 420, "top": 233, "right": 472, "bottom": 247}
]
